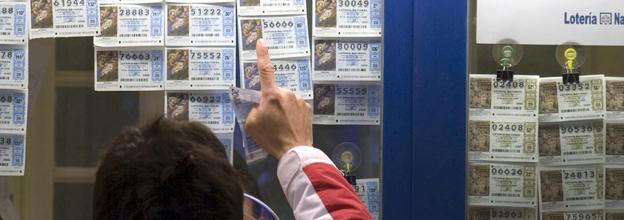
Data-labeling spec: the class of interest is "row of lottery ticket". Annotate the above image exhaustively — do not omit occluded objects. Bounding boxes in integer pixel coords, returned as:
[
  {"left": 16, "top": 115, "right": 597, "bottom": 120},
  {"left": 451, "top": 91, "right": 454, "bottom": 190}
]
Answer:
[
  {"left": 0, "top": 89, "right": 27, "bottom": 176},
  {"left": 468, "top": 163, "right": 624, "bottom": 219}
]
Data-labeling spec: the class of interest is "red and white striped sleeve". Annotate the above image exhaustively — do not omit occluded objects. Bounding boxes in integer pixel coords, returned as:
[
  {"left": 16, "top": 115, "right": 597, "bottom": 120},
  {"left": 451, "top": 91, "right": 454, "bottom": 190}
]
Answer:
[{"left": 277, "top": 146, "right": 372, "bottom": 220}]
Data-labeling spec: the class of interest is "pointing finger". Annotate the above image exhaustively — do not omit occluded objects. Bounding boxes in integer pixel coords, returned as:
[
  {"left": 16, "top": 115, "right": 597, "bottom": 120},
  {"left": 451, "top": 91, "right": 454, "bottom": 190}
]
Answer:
[{"left": 256, "top": 39, "right": 277, "bottom": 91}]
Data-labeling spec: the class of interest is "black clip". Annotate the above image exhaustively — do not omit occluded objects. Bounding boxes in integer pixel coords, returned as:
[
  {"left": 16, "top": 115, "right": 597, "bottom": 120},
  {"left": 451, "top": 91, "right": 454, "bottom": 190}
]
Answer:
[
  {"left": 496, "top": 70, "right": 514, "bottom": 82},
  {"left": 562, "top": 71, "right": 580, "bottom": 84},
  {"left": 344, "top": 175, "right": 357, "bottom": 187}
]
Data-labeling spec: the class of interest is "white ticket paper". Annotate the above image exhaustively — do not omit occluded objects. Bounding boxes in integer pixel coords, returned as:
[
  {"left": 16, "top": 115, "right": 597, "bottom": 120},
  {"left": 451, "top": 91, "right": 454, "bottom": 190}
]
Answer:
[
  {"left": 229, "top": 87, "right": 268, "bottom": 163},
  {"left": 313, "top": 0, "right": 382, "bottom": 37},
  {"left": 606, "top": 77, "right": 624, "bottom": 120},
  {"left": 94, "top": 47, "right": 164, "bottom": 91},
  {"left": 313, "top": 84, "right": 380, "bottom": 125},
  {"left": 0, "top": 134, "right": 24, "bottom": 176},
  {"left": 0, "top": 90, "right": 26, "bottom": 134},
  {"left": 0, "top": 3, "right": 27, "bottom": 44},
  {"left": 30, "top": 0, "right": 99, "bottom": 38},
  {"left": 539, "top": 121, "right": 605, "bottom": 166},
  {"left": 237, "top": 0, "right": 306, "bottom": 16},
  {"left": 240, "top": 58, "right": 312, "bottom": 99},
  {"left": 469, "top": 75, "right": 539, "bottom": 119},
  {"left": 468, "top": 163, "right": 537, "bottom": 207},
  {"left": 165, "top": 91, "right": 235, "bottom": 133},
  {"left": 540, "top": 76, "right": 606, "bottom": 122},
  {"left": 165, "top": 4, "right": 235, "bottom": 46},
  {"left": 94, "top": 4, "right": 164, "bottom": 47},
  {"left": 541, "top": 210, "right": 605, "bottom": 220},
  {"left": 0, "top": 46, "right": 27, "bottom": 89},
  {"left": 468, "top": 119, "right": 538, "bottom": 163},
  {"left": 468, "top": 206, "right": 537, "bottom": 220},
  {"left": 215, "top": 132, "right": 233, "bottom": 163},
  {"left": 166, "top": 47, "right": 235, "bottom": 90},
  {"left": 238, "top": 15, "right": 309, "bottom": 60},
  {"left": 606, "top": 165, "right": 624, "bottom": 211},
  {"left": 539, "top": 166, "right": 604, "bottom": 211},
  {"left": 355, "top": 178, "right": 379, "bottom": 220},
  {"left": 606, "top": 120, "right": 624, "bottom": 164},
  {"left": 313, "top": 38, "right": 381, "bottom": 81}
]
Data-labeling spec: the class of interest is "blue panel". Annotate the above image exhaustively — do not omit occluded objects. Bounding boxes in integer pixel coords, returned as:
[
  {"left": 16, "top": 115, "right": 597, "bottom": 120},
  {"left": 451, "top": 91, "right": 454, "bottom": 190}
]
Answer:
[
  {"left": 382, "top": 0, "right": 414, "bottom": 219},
  {"left": 412, "top": 0, "right": 467, "bottom": 219}
]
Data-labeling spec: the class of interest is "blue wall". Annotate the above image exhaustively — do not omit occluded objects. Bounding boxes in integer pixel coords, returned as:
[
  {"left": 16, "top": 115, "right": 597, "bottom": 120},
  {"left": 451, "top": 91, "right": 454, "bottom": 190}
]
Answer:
[{"left": 383, "top": 0, "right": 467, "bottom": 219}]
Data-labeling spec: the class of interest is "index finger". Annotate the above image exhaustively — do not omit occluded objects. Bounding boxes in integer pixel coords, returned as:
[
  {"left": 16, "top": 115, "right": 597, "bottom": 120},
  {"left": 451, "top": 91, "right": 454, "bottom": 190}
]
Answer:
[{"left": 256, "top": 39, "right": 277, "bottom": 91}]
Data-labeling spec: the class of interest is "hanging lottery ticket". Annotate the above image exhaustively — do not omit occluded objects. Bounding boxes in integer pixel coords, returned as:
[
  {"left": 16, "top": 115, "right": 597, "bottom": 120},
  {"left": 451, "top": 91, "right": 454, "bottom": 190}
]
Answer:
[
  {"left": 94, "top": 4, "right": 163, "bottom": 47},
  {"left": 468, "top": 118, "right": 538, "bottom": 163},
  {"left": 0, "top": 2, "right": 27, "bottom": 45},
  {"left": 0, "top": 134, "right": 24, "bottom": 176},
  {"left": 313, "top": 38, "right": 381, "bottom": 81},
  {"left": 238, "top": 15, "right": 309, "bottom": 60},
  {"left": 539, "top": 76, "right": 606, "bottom": 122},
  {"left": 541, "top": 210, "right": 605, "bottom": 220},
  {"left": 355, "top": 178, "right": 379, "bottom": 220},
  {"left": 94, "top": 47, "right": 164, "bottom": 91},
  {"left": 0, "top": 90, "right": 26, "bottom": 134},
  {"left": 313, "top": 84, "right": 380, "bottom": 125},
  {"left": 606, "top": 120, "right": 624, "bottom": 164},
  {"left": 312, "top": 0, "right": 382, "bottom": 37},
  {"left": 215, "top": 132, "right": 234, "bottom": 163},
  {"left": 538, "top": 121, "right": 605, "bottom": 165},
  {"left": 30, "top": 0, "right": 99, "bottom": 38},
  {"left": 468, "top": 163, "right": 537, "bottom": 207},
  {"left": 606, "top": 77, "right": 624, "bottom": 120},
  {"left": 539, "top": 166, "right": 604, "bottom": 212},
  {"left": 165, "top": 91, "right": 235, "bottom": 133},
  {"left": 240, "top": 58, "right": 312, "bottom": 99},
  {"left": 0, "top": 46, "right": 27, "bottom": 90},
  {"left": 237, "top": 0, "right": 306, "bottom": 16},
  {"left": 165, "top": 4, "right": 235, "bottom": 46},
  {"left": 606, "top": 165, "right": 624, "bottom": 211},
  {"left": 229, "top": 87, "right": 268, "bottom": 164},
  {"left": 468, "top": 206, "right": 537, "bottom": 220},
  {"left": 165, "top": 47, "right": 235, "bottom": 90},
  {"left": 469, "top": 75, "right": 539, "bottom": 119}
]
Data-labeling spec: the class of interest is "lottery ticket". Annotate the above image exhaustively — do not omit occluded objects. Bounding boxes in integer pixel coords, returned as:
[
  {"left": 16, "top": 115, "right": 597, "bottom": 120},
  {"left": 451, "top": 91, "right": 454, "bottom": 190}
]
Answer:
[
  {"left": 238, "top": 15, "right": 309, "bottom": 60},
  {"left": 0, "top": 2, "right": 27, "bottom": 45},
  {"left": 313, "top": 84, "right": 380, "bottom": 125},
  {"left": 229, "top": 87, "right": 268, "bottom": 163},
  {"left": 94, "top": 47, "right": 164, "bottom": 91},
  {"left": 539, "top": 121, "right": 605, "bottom": 165},
  {"left": 240, "top": 58, "right": 312, "bottom": 99},
  {"left": 0, "top": 133, "right": 24, "bottom": 176},
  {"left": 541, "top": 210, "right": 605, "bottom": 220},
  {"left": 468, "top": 163, "right": 537, "bottom": 207},
  {"left": 215, "top": 132, "right": 233, "bottom": 163},
  {"left": 313, "top": 38, "right": 381, "bottom": 81},
  {"left": 30, "top": 0, "right": 99, "bottom": 38},
  {"left": 165, "top": 91, "right": 235, "bottom": 133},
  {"left": 166, "top": 0, "right": 234, "bottom": 3},
  {"left": 539, "top": 76, "right": 606, "bottom": 122},
  {"left": 94, "top": 4, "right": 163, "bottom": 47},
  {"left": 606, "top": 165, "right": 624, "bottom": 210},
  {"left": 606, "top": 211, "right": 624, "bottom": 220},
  {"left": 312, "top": 0, "right": 382, "bottom": 37},
  {"left": 355, "top": 178, "right": 379, "bottom": 220},
  {"left": 606, "top": 77, "right": 624, "bottom": 120},
  {"left": 539, "top": 166, "right": 604, "bottom": 211},
  {"left": 606, "top": 120, "right": 624, "bottom": 164},
  {"left": 0, "top": 46, "right": 27, "bottom": 90},
  {"left": 469, "top": 75, "right": 539, "bottom": 119},
  {"left": 165, "top": 4, "right": 235, "bottom": 46},
  {"left": 166, "top": 47, "right": 235, "bottom": 90},
  {"left": 237, "top": 0, "right": 306, "bottom": 16},
  {"left": 468, "top": 206, "right": 537, "bottom": 220},
  {"left": 468, "top": 119, "right": 538, "bottom": 163},
  {"left": 0, "top": 90, "right": 26, "bottom": 134}
]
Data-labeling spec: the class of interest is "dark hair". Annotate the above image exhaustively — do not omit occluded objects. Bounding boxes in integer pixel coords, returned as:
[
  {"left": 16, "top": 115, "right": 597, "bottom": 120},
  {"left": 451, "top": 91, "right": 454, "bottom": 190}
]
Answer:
[{"left": 94, "top": 118, "right": 243, "bottom": 220}]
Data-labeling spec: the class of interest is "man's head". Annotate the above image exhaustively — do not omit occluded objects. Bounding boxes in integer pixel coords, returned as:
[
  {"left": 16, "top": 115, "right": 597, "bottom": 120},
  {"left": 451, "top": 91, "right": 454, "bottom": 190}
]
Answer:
[{"left": 94, "top": 118, "right": 243, "bottom": 220}]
